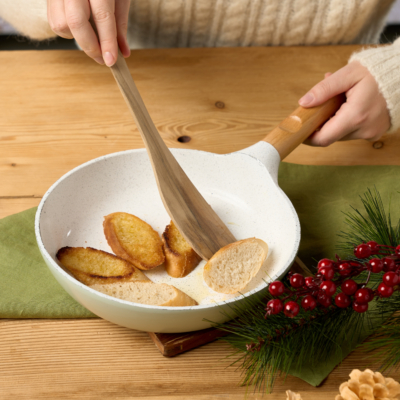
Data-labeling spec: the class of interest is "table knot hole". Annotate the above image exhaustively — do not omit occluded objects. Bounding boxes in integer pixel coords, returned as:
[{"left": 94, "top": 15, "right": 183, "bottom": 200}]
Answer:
[{"left": 177, "top": 136, "right": 191, "bottom": 143}]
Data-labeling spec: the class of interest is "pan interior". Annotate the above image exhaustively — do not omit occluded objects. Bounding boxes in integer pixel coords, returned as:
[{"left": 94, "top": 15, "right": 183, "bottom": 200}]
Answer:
[{"left": 39, "top": 148, "right": 299, "bottom": 306}]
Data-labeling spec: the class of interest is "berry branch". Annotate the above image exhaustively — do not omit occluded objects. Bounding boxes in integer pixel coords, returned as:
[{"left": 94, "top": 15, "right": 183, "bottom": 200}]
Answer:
[{"left": 265, "top": 241, "right": 400, "bottom": 318}]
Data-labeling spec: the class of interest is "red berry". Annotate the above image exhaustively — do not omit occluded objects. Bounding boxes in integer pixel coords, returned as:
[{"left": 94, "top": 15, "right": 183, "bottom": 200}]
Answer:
[
  {"left": 269, "top": 281, "right": 285, "bottom": 296},
  {"left": 368, "top": 258, "right": 384, "bottom": 273},
  {"left": 305, "top": 277, "right": 315, "bottom": 288},
  {"left": 367, "top": 241, "right": 379, "bottom": 252},
  {"left": 318, "top": 258, "right": 334, "bottom": 270},
  {"left": 338, "top": 262, "right": 352, "bottom": 276},
  {"left": 266, "top": 299, "right": 284, "bottom": 315},
  {"left": 290, "top": 273, "right": 305, "bottom": 288},
  {"left": 335, "top": 292, "right": 351, "bottom": 308},
  {"left": 341, "top": 279, "right": 358, "bottom": 296},
  {"left": 320, "top": 281, "right": 337, "bottom": 297},
  {"left": 301, "top": 295, "right": 317, "bottom": 311},
  {"left": 378, "top": 283, "right": 394, "bottom": 298},
  {"left": 318, "top": 291, "right": 332, "bottom": 308},
  {"left": 354, "top": 288, "right": 372, "bottom": 304},
  {"left": 354, "top": 243, "right": 372, "bottom": 259},
  {"left": 383, "top": 257, "right": 396, "bottom": 272},
  {"left": 382, "top": 271, "right": 400, "bottom": 287},
  {"left": 353, "top": 302, "right": 368, "bottom": 313},
  {"left": 284, "top": 301, "right": 300, "bottom": 318},
  {"left": 319, "top": 266, "right": 335, "bottom": 281},
  {"left": 396, "top": 245, "right": 400, "bottom": 256}
]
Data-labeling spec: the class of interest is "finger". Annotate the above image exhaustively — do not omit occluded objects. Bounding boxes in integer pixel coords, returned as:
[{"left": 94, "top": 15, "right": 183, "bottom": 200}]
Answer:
[
  {"left": 48, "top": 0, "right": 74, "bottom": 39},
  {"left": 299, "top": 64, "right": 361, "bottom": 108},
  {"left": 303, "top": 103, "right": 358, "bottom": 147},
  {"left": 90, "top": 0, "right": 117, "bottom": 66},
  {"left": 115, "top": 0, "right": 131, "bottom": 57},
  {"left": 324, "top": 72, "right": 332, "bottom": 79},
  {"left": 65, "top": 0, "right": 104, "bottom": 64}
]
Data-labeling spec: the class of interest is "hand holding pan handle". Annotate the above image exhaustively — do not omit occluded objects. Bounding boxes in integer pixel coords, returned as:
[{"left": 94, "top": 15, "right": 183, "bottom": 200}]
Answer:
[{"left": 263, "top": 94, "right": 346, "bottom": 160}]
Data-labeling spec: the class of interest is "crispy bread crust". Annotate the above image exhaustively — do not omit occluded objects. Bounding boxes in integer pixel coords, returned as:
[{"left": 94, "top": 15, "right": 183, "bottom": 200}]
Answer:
[
  {"left": 162, "top": 222, "right": 202, "bottom": 278},
  {"left": 103, "top": 212, "right": 165, "bottom": 270},
  {"left": 56, "top": 246, "right": 150, "bottom": 286}
]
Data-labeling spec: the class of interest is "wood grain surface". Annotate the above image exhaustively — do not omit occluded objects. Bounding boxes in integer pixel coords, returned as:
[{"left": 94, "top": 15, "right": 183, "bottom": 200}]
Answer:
[{"left": 1, "top": 46, "right": 400, "bottom": 399}]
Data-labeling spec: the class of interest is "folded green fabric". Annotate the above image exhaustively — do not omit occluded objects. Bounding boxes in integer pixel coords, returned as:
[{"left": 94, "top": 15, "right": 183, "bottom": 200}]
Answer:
[
  {"left": 279, "top": 163, "right": 400, "bottom": 386},
  {"left": 0, "top": 207, "right": 94, "bottom": 318},
  {"left": 279, "top": 163, "right": 400, "bottom": 266},
  {"left": 1, "top": 163, "right": 399, "bottom": 385}
]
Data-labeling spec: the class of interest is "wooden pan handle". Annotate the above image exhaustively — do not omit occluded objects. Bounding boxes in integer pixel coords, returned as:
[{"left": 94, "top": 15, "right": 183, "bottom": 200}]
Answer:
[{"left": 263, "top": 94, "right": 345, "bottom": 160}]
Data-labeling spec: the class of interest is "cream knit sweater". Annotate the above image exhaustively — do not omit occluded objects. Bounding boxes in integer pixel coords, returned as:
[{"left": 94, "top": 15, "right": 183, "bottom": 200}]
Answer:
[{"left": 1, "top": 0, "right": 399, "bottom": 131}]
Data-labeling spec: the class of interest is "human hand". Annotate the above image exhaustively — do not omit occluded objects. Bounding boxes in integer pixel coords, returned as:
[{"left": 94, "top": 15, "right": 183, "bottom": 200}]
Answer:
[
  {"left": 298, "top": 61, "right": 390, "bottom": 147},
  {"left": 47, "top": 0, "right": 131, "bottom": 66}
]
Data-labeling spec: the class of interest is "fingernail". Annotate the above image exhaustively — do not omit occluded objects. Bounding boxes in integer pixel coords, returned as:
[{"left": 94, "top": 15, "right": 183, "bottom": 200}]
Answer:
[
  {"left": 94, "top": 56, "right": 105, "bottom": 65},
  {"left": 104, "top": 52, "right": 114, "bottom": 67},
  {"left": 299, "top": 93, "right": 314, "bottom": 106}
]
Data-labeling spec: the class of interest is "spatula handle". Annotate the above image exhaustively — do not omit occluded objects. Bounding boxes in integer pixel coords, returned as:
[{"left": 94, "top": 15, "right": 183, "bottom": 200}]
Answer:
[{"left": 262, "top": 94, "right": 345, "bottom": 160}]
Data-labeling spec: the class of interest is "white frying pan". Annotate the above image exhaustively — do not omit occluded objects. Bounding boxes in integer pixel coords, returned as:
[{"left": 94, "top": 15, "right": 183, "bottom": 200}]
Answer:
[{"left": 35, "top": 96, "right": 343, "bottom": 333}]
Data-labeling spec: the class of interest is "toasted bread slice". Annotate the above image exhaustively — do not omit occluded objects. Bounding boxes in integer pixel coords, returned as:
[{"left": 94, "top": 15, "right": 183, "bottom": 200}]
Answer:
[
  {"left": 56, "top": 247, "right": 150, "bottom": 286},
  {"left": 89, "top": 281, "right": 198, "bottom": 307},
  {"left": 103, "top": 212, "right": 165, "bottom": 270},
  {"left": 203, "top": 238, "right": 269, "bottom": 294},
  {"left": 162, "top": 221, "right": 202, "bottom": 278}
]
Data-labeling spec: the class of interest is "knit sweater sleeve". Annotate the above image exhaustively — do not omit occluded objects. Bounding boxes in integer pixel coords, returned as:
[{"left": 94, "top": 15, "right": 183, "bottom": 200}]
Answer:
[
  {"left": 0, "top": 0, "right": 56, "bottom": 41},
  {"left": 349, "top": 38, "right": 400, "bottom": 133}
]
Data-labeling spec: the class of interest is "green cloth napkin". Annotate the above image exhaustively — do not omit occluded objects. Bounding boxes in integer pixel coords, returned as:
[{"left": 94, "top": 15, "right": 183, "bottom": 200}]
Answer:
[
  {"left": 0, "top": 207, "right": 94, "bottom": 318},
  {"left": 1, "top": 163, "right": 399, "bottom": 385},
  {"left": 279, "top": 163, "right": 400, "bottom": 386},
  {"left": 279, "top": 163, "right": 400, "bottom": 267}
]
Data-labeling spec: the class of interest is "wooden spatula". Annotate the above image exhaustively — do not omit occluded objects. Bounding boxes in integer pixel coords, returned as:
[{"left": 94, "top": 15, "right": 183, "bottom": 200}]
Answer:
[
  {"left": 110, "top": 52, "right": 236, "bottom": 261},
  {"left": 110, "top": 52, "right": 343, "bottom": 261}
]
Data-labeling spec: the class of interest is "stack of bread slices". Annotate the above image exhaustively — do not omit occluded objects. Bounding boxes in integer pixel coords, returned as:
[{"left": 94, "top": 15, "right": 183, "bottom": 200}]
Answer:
[{"left": 57, "top": 212, "right": 268, "bottom": 307}]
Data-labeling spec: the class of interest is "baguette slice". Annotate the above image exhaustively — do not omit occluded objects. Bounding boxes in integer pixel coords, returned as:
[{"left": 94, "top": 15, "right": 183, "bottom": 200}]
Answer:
[
  {"left": 203, "top": 238, "right": 269, "bottom": 294},
  {"left": 162, "top": 221, "right": 202, "bottom": 278},
  {"left": 89, "top": 281, "right": 198, "bottom": 307},
  {"left": 56, "top": 246, "right": 150, "bottom": 286},
  {"left": 103, "top": 212, "right": 165, "bottom": 270}
]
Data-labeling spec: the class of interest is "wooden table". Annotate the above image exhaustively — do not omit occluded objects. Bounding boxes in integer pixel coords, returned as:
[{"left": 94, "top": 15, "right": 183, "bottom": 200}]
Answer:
[{"left": 1, "top": 46, "right": 399, "bottom": 399}]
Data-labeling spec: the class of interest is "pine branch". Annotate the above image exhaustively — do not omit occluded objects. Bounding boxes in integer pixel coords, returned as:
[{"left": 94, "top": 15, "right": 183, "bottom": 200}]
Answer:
[
  {"left": 359, "top": 297, "right": 400, "bottom": 372},
  {"left": 337, "top": 187, "right": 400, "bottom": 254},
  {"left": 214, "top": 187, "right": 400, "bottom": 394},
  {"left": 214, "top": 290, "right": 399, "bottom": 393}
]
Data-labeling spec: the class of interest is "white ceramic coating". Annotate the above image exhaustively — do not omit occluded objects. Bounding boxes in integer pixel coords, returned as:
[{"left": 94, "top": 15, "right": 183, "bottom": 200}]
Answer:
[{"left": 35, "top": 141, "right": 300, "bottom": 332}]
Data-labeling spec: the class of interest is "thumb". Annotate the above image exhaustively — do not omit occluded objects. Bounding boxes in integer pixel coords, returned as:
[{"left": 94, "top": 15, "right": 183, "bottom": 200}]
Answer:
[{"left": 299, "top": 63, "right": 359, "bottom": 108}]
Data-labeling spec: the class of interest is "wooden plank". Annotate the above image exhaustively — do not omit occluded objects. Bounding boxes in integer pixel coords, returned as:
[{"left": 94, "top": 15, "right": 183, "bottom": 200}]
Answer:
[
  {"left": 1, "top": 47, "right": 400, "bottom": 399},
  {"left": 0, "top": 318, "right": 396, "bottom": 400},
  {"left": 0, "top": 47, "right": 399, "bottom": 198},
  {"left": 0, "top": 197, "right": 41, "bottom": 220}
]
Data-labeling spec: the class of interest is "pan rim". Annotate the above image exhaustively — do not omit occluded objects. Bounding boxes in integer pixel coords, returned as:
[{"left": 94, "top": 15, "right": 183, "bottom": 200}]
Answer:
[{"left": 35, "top": 147, "right": 300, "bottom": 312}]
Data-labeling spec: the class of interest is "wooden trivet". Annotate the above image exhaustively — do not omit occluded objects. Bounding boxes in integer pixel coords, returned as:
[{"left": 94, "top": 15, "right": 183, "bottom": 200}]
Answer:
[{"left": 147, "top": 257, "right": 311, "bottom": 357}]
